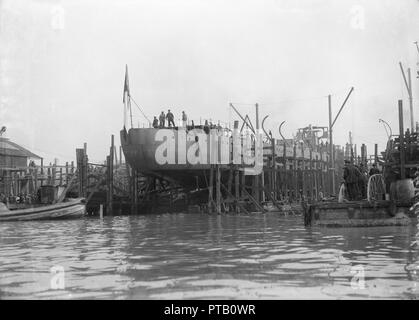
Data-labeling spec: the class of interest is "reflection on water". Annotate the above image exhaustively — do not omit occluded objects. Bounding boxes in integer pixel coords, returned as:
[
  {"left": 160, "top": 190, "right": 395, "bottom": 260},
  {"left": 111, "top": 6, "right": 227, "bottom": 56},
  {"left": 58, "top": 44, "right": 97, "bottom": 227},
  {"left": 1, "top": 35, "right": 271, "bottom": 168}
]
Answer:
[{"left": 0, "top": 213, "right": 418, "bottom": 299}]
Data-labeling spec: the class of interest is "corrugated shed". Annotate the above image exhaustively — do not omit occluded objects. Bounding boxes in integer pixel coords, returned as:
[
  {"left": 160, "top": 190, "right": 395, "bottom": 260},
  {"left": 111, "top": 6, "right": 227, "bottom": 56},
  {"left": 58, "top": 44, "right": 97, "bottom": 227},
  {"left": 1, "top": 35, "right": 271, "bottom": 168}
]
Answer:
[{"left": 0, "top": 138, "right": 42, "bottom": 159}]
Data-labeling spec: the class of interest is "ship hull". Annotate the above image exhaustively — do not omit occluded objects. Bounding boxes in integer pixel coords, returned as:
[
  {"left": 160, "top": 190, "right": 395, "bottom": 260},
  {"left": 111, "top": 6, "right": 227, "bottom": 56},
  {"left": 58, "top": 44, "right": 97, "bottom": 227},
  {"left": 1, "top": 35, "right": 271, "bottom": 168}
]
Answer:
[{"left": 120, "top": 127, "right": 231, "bottom": 187}]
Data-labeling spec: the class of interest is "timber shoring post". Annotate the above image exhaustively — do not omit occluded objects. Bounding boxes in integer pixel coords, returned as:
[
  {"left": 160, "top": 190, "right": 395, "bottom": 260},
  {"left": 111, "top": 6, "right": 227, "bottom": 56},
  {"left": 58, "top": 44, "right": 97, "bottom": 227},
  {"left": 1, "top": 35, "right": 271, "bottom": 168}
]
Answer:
[
  {"left": 216, "top": 164, "right": 221, "bottom": 214},
  {"left": 220, "top": 182, "right": 249, "bottom": 215},
  {"left": 309, "top": 149, "right": 313, "bottom": 200},
  {"left": 283, "top": 142, "right": 287, "bottom": 200},
  {"left": 83, "top": 143, "right": 88, "bottom": 198},
  {"left": 301, "top": 142, "right": 305, "bottom": 200},
  {"left": 398, "top": 100, "right": 406, "bottom": 179},
  {"left": 314, "top": 155, "right": 318, "bottom": 200},
  {"left": 271, "top": 138, "right": 276, "bottom": 201},
  {"left": 109, "top": 135, "right": 114, "bottom": 215},
  {"left": 293, "top": 143, "right": 297, "bottom": 202},
  {"left": 34, "top": 169, "right": 38, "bottom": 194},
  {"left": 328, "top": 94, "right": 336, "bottom": 195},
  {"left": 235, "top": 168, "right": 240, "bottom": 213},
  {"left": 241, "top": 167, "right": 245, "bottom": 199},
  {"left": 254, "top": 103, "right": 260, "bottom": 204},
  {"left": 241, "top": 186, "right": 266, "bottom": 213},
  {"left": 227, "top": 165, "right": 234, "bottom": 212},
  {"left": 132, "top": 169, "right": 138, "bottom": 215},
  {"left": 208, "top": 165, "right": 214, "bottom": 213},
  {"left": 65, "top": 162, "right": 69, "bottom": 185},
  {"left": 76, "top": 149, "right": 85, "bottom": 197},
  {"left": 40, "top": 158, "right": 44, "bottom": 187},
  {"left": 53, "top": 159, "right": 57, "bottom": 186},
  {"left": 106, "top": 155, "right": 110, "bottom": 215}
]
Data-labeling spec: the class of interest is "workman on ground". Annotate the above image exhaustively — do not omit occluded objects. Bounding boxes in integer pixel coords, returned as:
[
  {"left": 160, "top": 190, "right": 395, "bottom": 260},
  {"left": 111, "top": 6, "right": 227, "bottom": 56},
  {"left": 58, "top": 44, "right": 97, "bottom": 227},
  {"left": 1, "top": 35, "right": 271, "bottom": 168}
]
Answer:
[
  {"left": 369, "top": 163, "right": 380, "bottom": 176},
  {"left": 343, "top": 160, "right": 362, "bottom": 200}
]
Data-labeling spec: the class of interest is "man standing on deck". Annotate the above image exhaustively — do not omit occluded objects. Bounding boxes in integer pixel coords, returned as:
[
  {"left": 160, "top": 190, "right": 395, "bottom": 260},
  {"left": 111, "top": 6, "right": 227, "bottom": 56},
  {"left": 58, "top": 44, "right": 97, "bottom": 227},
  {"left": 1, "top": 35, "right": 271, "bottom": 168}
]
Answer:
[
  {"left": 182, "top": 111, "right": 187, "bottom": 128},
  {"left": 166, "top": 109, "right": 175, "bottom": 127},
  {"left": 343, "top": 160, "right": 361, "bottom": 200},
  {"left": 159, "top": 111, "right": 166, "bottom": 128}
]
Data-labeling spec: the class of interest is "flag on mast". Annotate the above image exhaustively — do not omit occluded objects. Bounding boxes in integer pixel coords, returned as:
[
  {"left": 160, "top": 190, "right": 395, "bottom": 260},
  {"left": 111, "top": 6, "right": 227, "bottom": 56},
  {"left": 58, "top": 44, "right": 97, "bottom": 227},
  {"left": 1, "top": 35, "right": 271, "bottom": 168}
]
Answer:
[
  {"left": 123, "top": 65, "right": 130, "bottom": 128},
  {"left": 123, "top": 64, "right": 130, "bottom": 103}
]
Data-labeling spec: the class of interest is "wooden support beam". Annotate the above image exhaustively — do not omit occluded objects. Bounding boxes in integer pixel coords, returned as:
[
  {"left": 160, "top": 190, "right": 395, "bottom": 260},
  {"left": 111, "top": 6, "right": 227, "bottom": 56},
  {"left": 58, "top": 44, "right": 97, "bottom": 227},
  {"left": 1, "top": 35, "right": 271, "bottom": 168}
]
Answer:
[
  {"left": 241, "top": 186, "right": 265, "bottom": 213},
  {"left": 216, "top": 164, "right": 221, "bottom": 214},
  {"left": 283, "top": 142, "right": 287, "bottom": 199},
  {"left": 301, "top": 143, "right": 306, "bottom": 199},
  {"left": 57, "top": 171, "right": 78, "bottom": 203},
  {"left": 227, "top": 166, "right": 234, "bottom": 212},
  {"left": 260, "top": 184, "right": 281, "bottom": 209},
  {"left": 293, "top": 144, "right": 298, "bottom": 201},
  {"left": 220, "top": 182, "right": 249, "bottom": 214},
  {"left": 271, "top": 138, "right": 276, "bottom": 201},
  {"left": 40, "top": 158, "right": 44, "bottom": 186},
  {"left": 108, "top": 135, "right": 114, "bottom": 215},
  {"left": 235, "top": 169, "right": 240, "bottom": 213},
  {"left": 398, "top": 100, "right": 406, "bottom": 179},
  {"left": 309, "top": 149, "right": 313, "bottom": 200},
  {"left": 208, "top": 165, "right": 214, "bottom": 213},
  {"left": 65, "top": 162, "right": 69, "bottom": 185},
  {"left": 132, "top": 169, "right": 138, "bottom": 214}
]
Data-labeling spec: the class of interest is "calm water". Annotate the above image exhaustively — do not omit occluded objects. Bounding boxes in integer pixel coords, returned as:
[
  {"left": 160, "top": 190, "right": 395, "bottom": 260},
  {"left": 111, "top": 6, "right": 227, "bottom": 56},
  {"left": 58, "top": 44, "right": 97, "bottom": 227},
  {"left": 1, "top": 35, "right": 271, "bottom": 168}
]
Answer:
[{"left": 0, "top": 212, "right": 418, "bottom": 300}]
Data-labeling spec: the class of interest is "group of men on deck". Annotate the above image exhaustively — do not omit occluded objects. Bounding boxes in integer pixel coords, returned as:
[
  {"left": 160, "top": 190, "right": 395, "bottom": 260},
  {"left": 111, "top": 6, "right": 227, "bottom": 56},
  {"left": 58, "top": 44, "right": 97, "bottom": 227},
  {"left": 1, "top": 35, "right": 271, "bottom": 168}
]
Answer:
[
  {"left": 152, "top": 110, "right": 188, "bottom": 128},
  {"left": 343, "top": 160, "right": 380, "bottom": 201}
]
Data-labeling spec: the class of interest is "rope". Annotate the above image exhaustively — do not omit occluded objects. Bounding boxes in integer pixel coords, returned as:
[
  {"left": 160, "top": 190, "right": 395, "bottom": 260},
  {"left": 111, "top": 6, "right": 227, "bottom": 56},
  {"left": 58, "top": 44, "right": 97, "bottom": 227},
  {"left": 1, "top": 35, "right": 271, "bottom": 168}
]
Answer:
[{"left": 130, "top": 96, "right": 151, "bottom": 124}]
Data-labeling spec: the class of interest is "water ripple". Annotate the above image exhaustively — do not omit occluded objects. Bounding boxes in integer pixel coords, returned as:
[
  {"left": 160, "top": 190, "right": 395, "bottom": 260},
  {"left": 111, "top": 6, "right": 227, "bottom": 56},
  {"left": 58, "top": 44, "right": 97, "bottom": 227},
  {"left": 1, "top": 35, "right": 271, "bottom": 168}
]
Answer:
[{"left": 0, "top": 214, "right": 418, "bottom": 299}]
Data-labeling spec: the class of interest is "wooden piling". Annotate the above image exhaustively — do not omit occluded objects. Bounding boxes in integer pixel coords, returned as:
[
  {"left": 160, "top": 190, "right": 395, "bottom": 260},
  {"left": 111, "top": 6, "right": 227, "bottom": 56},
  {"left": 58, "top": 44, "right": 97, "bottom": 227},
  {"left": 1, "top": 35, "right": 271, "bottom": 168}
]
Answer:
[
  {"left": 398, "top": 100, "right": 406, "bottom": 179},
  {"left": 271, "top": 138, "right": 276, "bottom": 201},
  {"left": 301, "top": 143, "right": 306, "bottom": 199},
  {"left": 65, "top": 162, "right": 69, "bottom": 185},
  {"left": 227, "top": 166, "right": 234, "bottom": 212},
  {"left": 99, "top": 204, "right": 103, "bottom": 219},
  {"left": 283, "top": 142, "right": 287, "bottom": 199},
  {"left": 108, "top": 135, "right": 114, "bottom": 215},
  {"left": 235, "top": 169, "right": 240, "bottom": 213},
  {"left": 293, "top": 143, "right": 298, "bottom": 201},
  {"left": 40, "top": 158, "right": 44, "bottom": 186},
  {"left": 216, "top": 164, "right": 221, "bottom": 214},
  {"left": 208, "top": 165, "right": 214, "bottom": 213}
]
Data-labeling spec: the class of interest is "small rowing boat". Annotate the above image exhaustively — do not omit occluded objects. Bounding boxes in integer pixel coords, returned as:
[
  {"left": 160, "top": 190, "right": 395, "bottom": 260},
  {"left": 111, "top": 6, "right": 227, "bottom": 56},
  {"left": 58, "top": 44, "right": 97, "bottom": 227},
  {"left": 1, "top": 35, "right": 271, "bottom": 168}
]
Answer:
[{"left": 0, "top": 198, "right": 86, "bottom": 221}]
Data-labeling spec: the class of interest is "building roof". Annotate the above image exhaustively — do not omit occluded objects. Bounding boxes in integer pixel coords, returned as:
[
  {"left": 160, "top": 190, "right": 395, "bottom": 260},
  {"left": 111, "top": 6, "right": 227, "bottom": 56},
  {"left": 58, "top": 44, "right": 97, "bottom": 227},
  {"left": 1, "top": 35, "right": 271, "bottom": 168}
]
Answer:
[{"left": 0, "top": 137, "right": 42, "bottom": 159}]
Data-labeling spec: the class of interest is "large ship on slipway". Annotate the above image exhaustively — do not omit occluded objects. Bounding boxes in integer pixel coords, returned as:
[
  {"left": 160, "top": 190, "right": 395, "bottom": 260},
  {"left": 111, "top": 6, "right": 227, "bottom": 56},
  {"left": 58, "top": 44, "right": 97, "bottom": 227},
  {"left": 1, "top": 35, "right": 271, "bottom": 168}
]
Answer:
[
  {"left": 119, "top": 67, "right": 334, "bottom": 191},
  {"left": 119, "top": 67, "right": 240, "bottom": 189}
]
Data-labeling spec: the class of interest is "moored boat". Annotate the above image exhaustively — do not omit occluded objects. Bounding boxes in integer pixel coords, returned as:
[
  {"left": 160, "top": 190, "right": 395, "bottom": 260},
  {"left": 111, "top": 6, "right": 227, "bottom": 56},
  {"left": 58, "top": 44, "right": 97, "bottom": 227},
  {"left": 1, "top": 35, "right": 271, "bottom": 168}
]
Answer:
[
  {"left": 0, "top": 198, "right": 86, "bottom": 221},
  {"left": 303, "top": 199, "right": 415, "bottom": 227}
]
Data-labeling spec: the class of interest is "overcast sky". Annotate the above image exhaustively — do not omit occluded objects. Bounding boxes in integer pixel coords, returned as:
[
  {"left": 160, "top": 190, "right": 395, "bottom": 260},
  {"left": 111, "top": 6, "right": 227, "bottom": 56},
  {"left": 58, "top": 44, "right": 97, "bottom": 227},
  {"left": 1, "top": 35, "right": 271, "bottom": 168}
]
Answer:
[{"left": 1, "top": 0, "right": 419, "bottom": 164}]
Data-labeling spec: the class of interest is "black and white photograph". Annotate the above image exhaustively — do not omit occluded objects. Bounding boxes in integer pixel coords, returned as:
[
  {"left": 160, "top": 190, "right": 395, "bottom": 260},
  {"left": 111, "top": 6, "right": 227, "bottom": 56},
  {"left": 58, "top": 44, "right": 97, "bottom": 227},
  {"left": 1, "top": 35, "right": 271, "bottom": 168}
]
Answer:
[{"left": 0, "top": 0, "right": 419, "bottom": 304}]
